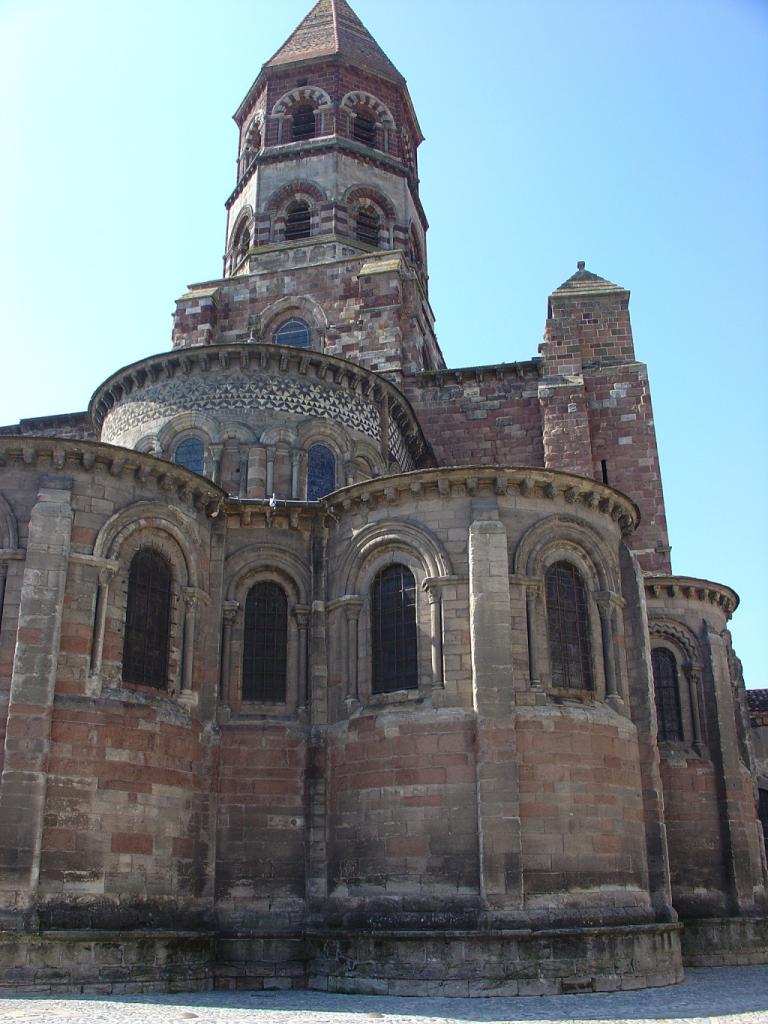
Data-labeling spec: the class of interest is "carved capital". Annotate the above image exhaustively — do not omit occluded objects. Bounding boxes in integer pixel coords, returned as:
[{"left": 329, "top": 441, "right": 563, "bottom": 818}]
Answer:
[
  {"left": 337, "top": 595, "right": 364, "bottom": 622},
  {"left": 183, "top": 586, "right": 209, "bottom": 611},
  {"left": 294, "top": 604, "right": 311, "bottom": 630},
  {"left": 222, "top": 600, "right": 240, "bottom": 625},
  {"left": 98, "top": 565, "right": 117, "bottom": 587},
  {"left": 594, "top": 590, "right": 625, "bottom": 610}
]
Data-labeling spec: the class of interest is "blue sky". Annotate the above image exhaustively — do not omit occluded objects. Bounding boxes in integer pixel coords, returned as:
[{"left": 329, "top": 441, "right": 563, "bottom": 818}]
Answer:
[{"left": 1, "top": 0, "right": 766, "bottom": 685}]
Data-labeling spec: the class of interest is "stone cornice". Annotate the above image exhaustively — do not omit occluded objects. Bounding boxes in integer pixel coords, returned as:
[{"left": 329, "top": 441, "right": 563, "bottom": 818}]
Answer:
[
  {"left": 644, "top": 575, "right": 739, "bottom": 617},
  {"left": 183, "top": 245, "right": 421, "bottom": 295},
  {"left": 412, "top": 360, "right": 542, "bottom": 388},
  {"left": 89, "top": 343, "right": 432, "bottom": 469},
  {"left": 323, "top": 466, "right": 640, "bottom": 537},
  {"left": 224, "top": 135, "right": 420, "bottom": 216},
  {"left": 0, "top": 438, "right": 224, "bottom": 518},
  {"left": 224, "top": 496, "right": 319, "bottom": 530}
]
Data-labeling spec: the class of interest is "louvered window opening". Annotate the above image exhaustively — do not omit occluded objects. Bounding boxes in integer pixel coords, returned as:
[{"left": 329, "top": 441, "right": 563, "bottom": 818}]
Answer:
[
  {"left": 285, "top": 201, "right": 311, "bottom": 240},
  {"left": 292, "top": 106, "right": 316, "bottom": 140},
  {"left": 353, "top": 114, "right": 377, "bottom": 147},
  {"left": 273, "top": 319, "right": 310, "bottom": 348},
  {"left": 307, "top": 444, "right": 336, "bottom": 500},
  {"left": 651, "top": 647, "right": 684, "bottom": 742},
  {"left": 242, "top": 582, "right": 288, "bottom": 702},
  {"left": 123, "top": 549, "right": 172, "bottom": 689},
  {"left": 173, "top": 437, "right": 205, "bottom": 475},
  {"left": 356, "top": 207, "right": 380, "bottom": 246},
  {"left": 372, "top": 564, "right": 418, "bottom": 693},
  {"left": 545, "top": 561, "right": 594, "bottom": 690}
]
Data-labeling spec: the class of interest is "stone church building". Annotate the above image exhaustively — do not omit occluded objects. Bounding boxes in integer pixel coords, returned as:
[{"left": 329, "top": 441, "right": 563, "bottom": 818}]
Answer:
[{"left": 0, "top": 0, "right": 765, "bottom": 996}]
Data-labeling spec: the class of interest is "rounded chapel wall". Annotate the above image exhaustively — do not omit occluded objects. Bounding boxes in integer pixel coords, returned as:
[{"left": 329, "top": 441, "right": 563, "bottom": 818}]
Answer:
[
  {"left": 0, "top": 438, "right": 223, "bottom": 928},
  {"left": 322, "top": 467, "right": 654, "bottom": 926}
]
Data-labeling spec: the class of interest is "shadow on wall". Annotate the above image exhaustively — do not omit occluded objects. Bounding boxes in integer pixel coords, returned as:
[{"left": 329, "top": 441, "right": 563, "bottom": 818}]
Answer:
[{"left": 18, "top": 965, "right": 767, "bottom": 1021}]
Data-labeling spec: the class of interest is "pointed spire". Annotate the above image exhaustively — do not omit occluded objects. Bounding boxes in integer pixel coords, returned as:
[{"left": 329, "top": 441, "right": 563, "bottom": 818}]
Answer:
[{"left": 265, "top": 0, "right": 403, "bottom": 82}]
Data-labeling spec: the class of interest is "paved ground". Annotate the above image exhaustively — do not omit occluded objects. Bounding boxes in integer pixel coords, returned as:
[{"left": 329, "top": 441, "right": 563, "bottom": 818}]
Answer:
[{"left": 0, "top": 967, "right": 766, "bottom": 1023}]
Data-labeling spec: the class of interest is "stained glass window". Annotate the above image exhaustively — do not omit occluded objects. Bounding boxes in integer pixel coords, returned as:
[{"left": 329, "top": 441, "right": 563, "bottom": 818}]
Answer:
[
  {"left": 651, "top": 647, "right": 684, "bottom": 742},
  {"left": 173, "top": 437, "right": 205, "bottom": 475},
  {"left": 545, "top": 561, "right": 594, "bottom": 691},
  {"left": 372, "top": 564, "right": 418, "bottom": 694},
  {"left": 307, "top": 444, "right": 336, "bottom": 500},
  {"left": 242, "top": 582, "right": 288, "bottom": 702},
  {"left": 123, "top": 549, "right": 171, "bottom": 689},
  {"left": 273, "top": 319, "right": 310, "bottom": 348}
]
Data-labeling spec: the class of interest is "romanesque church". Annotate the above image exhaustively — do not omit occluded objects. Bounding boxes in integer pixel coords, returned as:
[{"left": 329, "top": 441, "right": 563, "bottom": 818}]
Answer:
[{"left": 0, "top": 0, "right": 765, "bottom": 995}]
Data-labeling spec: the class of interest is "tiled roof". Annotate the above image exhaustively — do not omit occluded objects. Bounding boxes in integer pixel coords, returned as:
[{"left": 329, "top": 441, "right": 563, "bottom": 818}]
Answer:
[
  {"left": 747, "top": 689, "right": 768, "bottom": 714},
  {"left": 265, "top": 0, "right": 403, "bottom": 82}
]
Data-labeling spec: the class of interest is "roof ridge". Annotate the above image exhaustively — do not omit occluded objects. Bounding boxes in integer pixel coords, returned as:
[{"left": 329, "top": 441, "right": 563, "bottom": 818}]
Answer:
[{"left": 331, "top": 0, "right": 340, "bottom": 53}]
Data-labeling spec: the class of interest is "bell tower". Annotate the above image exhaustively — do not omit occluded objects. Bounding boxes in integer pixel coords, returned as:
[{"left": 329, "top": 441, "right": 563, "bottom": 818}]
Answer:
[{"left": 172, "top": 0, "right": 443, "bottom": 380}]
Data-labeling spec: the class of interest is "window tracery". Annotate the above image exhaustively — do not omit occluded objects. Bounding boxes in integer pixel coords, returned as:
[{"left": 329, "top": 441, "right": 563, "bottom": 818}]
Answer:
[
  {"left": 122, "top": 549, "right": 172, "bottom": 689},
  {"left": 273, "top": 319, "right": 311, "bottom": 348},
  {"left": 371, "top": 564, "right": 418, "bottom": 694},
  {"left": 307, "top": 444, "right": 336, "bottom": 500},
  {"left": 173, "top": 437, "right": 205, "bottom": 475},
  {"left": 651, "top": 647, "right": 684, "bottom": 742},
  {"left": 242, "top": 581, "right": 288, "bottom": 702},
  {"left": 544, "top": 560, "right": 594, "bottom": 691}
]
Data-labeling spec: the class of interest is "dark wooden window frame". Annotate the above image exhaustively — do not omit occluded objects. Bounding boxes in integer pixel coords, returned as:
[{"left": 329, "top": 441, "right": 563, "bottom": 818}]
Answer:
[
  {"left": 651, "top": 646, "right": 685, "bottom": 742},
  {"left": 356, "top": 205, "right": 380, "bottom": 246},
  {"left": 291, "top": 104, "right": 316, "bottom": 141},
  {"left": 122, "top": 548, "right": 172, "bottom": 689},
  {"left": 544, "top": 560, "right": 595, "bottom": 691},
  {"left": 284, "top": 200, "right": 311, "bottom": 241},
  {"left": 173, "top": 436, "right": 205, "bottom": 475},
  {"left": 371, "top": 563, "right": 418, "bottom": 694},
  {"left": 307, "top": 443, "right": 336, "bottom": 500},
  {"left": 242, "top": 581, "right": 288, "bottom": 703},
  {"left": 353, "top": 112, "right": 377, "bottom": 148}
]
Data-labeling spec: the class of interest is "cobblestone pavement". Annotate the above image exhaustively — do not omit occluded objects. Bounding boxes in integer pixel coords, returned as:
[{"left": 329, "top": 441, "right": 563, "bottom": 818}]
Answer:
[{"left": 0, "top": 967, "right": 766, "bottom": 1024}]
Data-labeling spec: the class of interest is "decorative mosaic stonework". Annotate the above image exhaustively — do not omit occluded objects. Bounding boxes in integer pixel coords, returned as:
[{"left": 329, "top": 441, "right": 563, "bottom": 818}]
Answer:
[{"left": 101, "top": 371, "right": 381, "bottom": 446}]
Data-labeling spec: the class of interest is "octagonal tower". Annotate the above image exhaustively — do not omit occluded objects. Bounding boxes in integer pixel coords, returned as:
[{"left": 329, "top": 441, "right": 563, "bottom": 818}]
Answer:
[{"left": 172, "top": 0, "right": 441, "bottom": 382}]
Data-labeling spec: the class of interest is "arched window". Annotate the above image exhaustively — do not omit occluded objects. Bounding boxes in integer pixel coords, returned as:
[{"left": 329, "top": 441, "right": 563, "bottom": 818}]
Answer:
[
  {"left": 545, "top": 561, "right": 594, "bottom": 691},
  {"left": 173, "top": 437, "right": 205, "bottom": 475},
  {"left": 122, "top": 549, "right": 172, "bottom": 689},
  {"left": 285, "top": 200, "right": 311, "bottom": 240},
  {"left": 307, "top": 444, "right": 336, "bottom": 500},
  {"left": 651, "top": 647, "right": 684, "bottom": 742},
  {"left": 356, "top": 206, "right": 380, "bottom": 246},
  {"left": 353, "top": 113, "right": 377, "bottom": 147},
  {"left": 372, "top": 564, "right": 418, "bottom": 694},
  {"left": 242, "top": 582, "right": 288, "bottom": 702},
  {"left": 291, "top": 103, "right": 316, "bottom": 141},
  {"left": 273, "top": 319, "right": 310, "bottom": 348},
  {"left": 234, "top": 222, "right": 251, "bottom": 258},
  {"left": 409, "top": 225, "right": 423, "bottom": 268}
]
